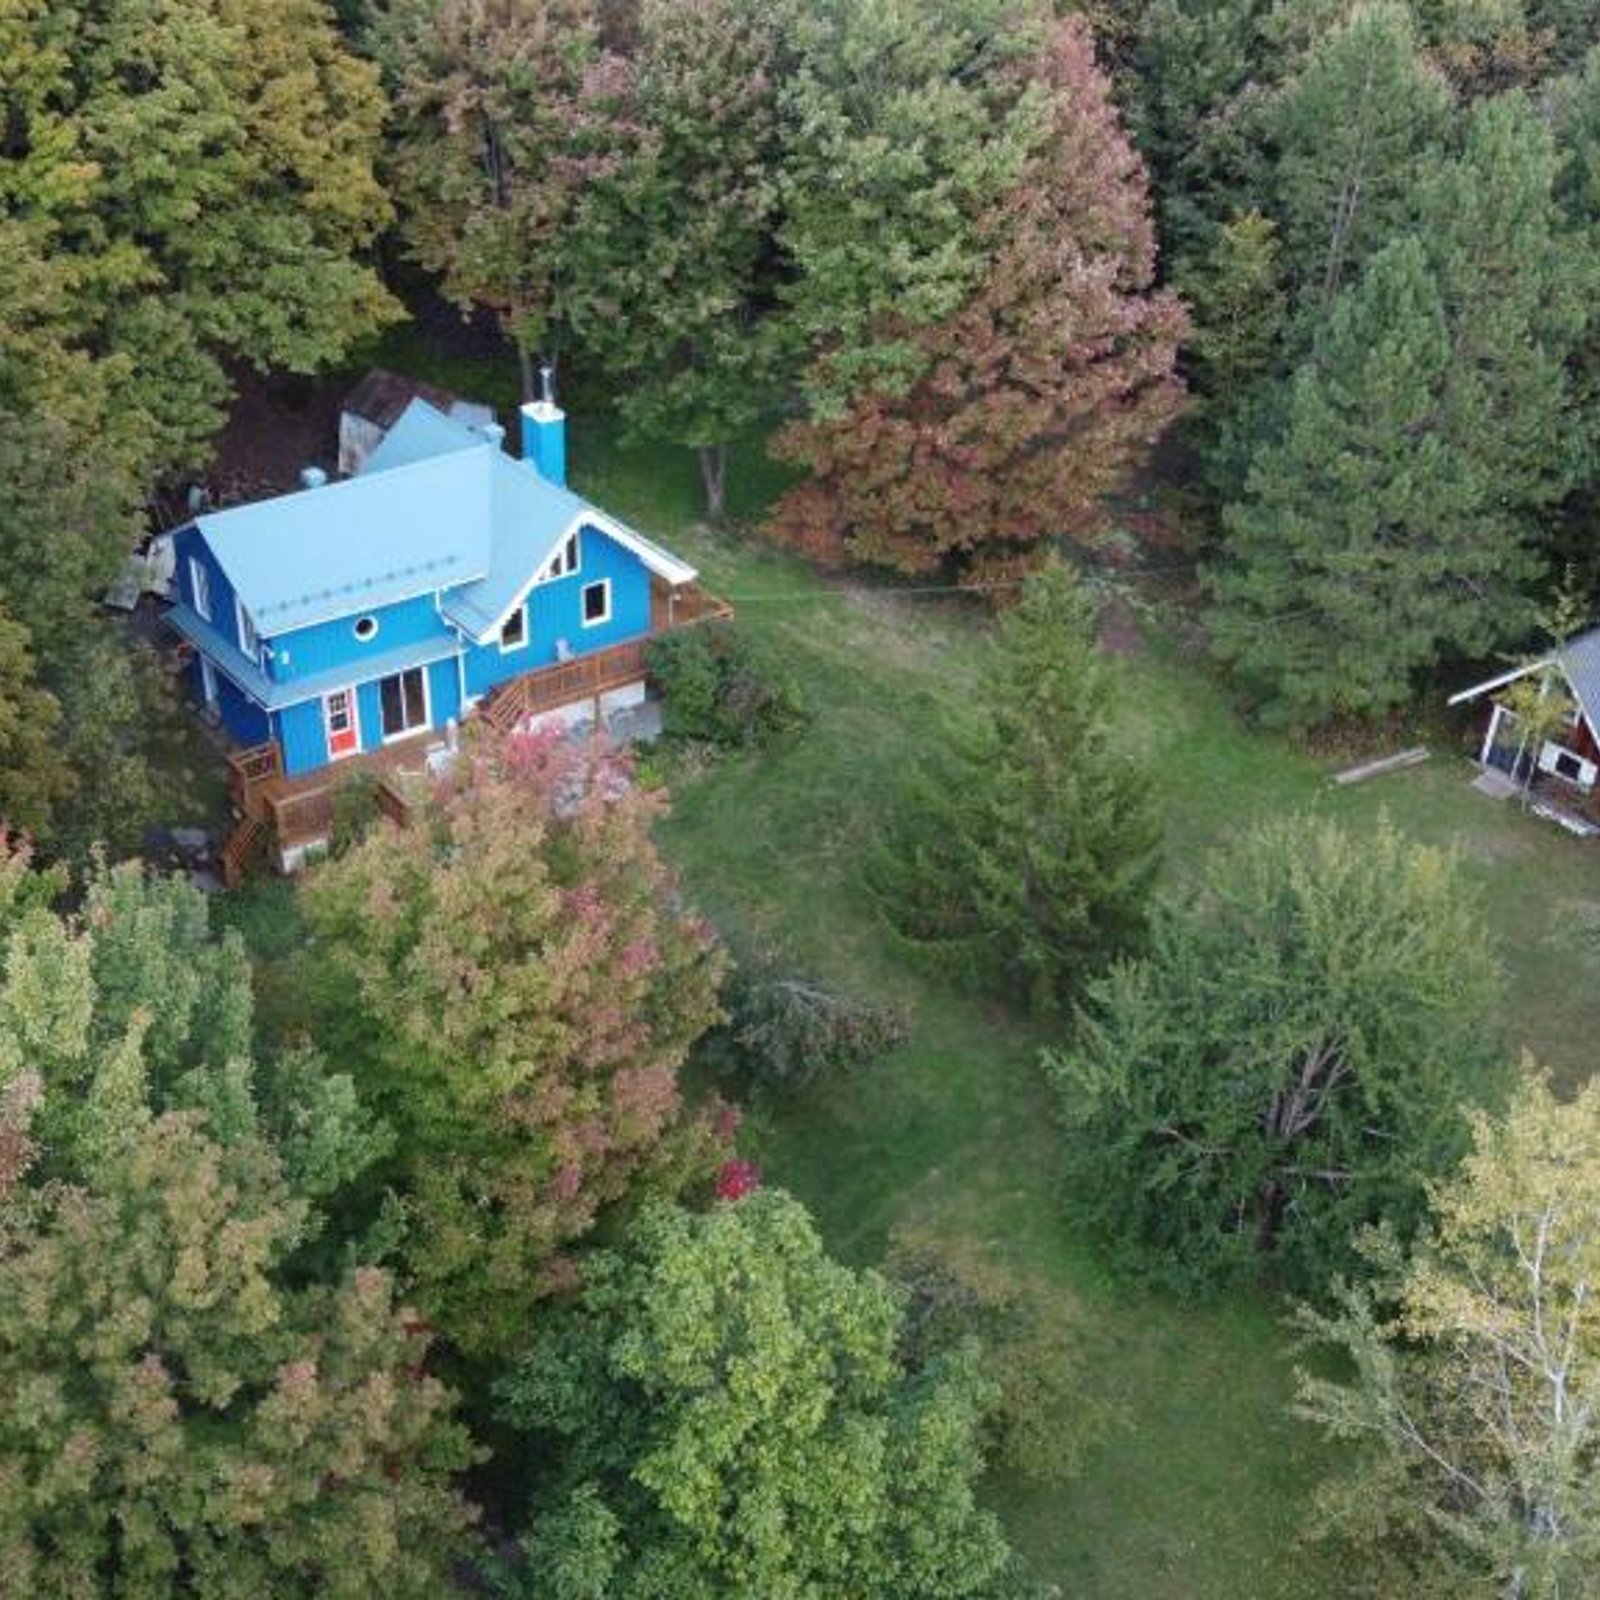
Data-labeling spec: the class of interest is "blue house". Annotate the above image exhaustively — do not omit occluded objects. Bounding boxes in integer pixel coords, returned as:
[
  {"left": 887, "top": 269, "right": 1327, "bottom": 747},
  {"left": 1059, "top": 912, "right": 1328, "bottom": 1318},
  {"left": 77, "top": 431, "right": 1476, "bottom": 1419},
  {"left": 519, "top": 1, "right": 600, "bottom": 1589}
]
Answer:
[{"left": 167, "top": 394, "right": 722, "bottom": 871}]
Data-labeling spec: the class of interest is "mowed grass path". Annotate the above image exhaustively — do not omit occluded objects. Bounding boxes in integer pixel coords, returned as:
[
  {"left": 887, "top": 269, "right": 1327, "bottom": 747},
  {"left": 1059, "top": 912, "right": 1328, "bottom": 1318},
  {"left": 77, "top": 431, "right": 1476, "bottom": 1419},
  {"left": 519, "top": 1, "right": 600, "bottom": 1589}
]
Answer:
[{"left": 575, "top": 423, "right": 1600, "bottom": 1598}]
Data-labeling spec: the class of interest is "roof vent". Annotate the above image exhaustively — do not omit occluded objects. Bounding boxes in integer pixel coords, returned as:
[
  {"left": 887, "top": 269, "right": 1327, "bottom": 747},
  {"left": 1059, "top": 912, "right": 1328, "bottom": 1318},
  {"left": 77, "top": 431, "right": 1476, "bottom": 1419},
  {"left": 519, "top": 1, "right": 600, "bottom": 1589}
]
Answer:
[
  {"left": 300, "top": 466, "right": 328, "bottom": 490},
  {"left": 480, "top": 421, "right": 506, "bottom": 450}
]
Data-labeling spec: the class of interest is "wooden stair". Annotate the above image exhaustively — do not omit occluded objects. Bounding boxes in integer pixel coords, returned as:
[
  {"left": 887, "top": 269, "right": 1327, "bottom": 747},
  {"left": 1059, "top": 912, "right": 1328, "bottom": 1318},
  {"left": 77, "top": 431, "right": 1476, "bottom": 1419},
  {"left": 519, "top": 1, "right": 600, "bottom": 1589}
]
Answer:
[{"left": 220, "top": 815, "right": 269, "bottom": 888}]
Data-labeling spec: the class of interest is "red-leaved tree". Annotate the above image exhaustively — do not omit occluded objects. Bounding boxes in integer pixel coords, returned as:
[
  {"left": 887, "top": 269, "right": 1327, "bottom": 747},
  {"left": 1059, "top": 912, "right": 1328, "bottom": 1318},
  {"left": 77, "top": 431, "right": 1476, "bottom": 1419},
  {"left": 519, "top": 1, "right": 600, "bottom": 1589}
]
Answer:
[
  {"left": 769, "top": 16, "right": 1187, "bottom": 585},
  {"left": 300, "top": 726, "right": 728, "bottom": 1358}
]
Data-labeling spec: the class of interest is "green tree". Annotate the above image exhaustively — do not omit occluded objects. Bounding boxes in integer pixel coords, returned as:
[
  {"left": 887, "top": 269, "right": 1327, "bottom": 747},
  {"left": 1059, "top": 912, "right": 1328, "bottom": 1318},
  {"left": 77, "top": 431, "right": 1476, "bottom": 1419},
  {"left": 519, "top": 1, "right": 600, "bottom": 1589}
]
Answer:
[
  {"left": 1209, "top": 237, "right": 1501, "bottom": 726},
  {"left": 1265, "top": 1, "right": 1451, "bottom": 315},
  {"left": 773, "top": 0, "right": 1050, "bottom": 413},
  {"left": 874, "top": 562, "right": 1159, "bottom": 1012},
  {"left": 374, "top": 0, "right": 626, "bottom": 397},
  {"left": 497, "top": 1189, "right": 1019, "bottom": 1599},
  {"left": 0, "top": 607, "right": 70, "bottom": 839},
  {"left": 768, "top": 14, "right": 1187, "bottom": 584},
  {"left": 569, "top": 0, "right": 785, "bottom": 519},
  {"left": 1049, "top": 815, "right": 1505, "bottom": 1293},
  {"left": 0, "top": 845, "right": 472, "bottom": 1597},
  {"left": 1298, "top": 1075, "right": 1600, "bottom": 1598},
  {"left": 299, "top": 728, "right": 726, "bottom": 1359}
]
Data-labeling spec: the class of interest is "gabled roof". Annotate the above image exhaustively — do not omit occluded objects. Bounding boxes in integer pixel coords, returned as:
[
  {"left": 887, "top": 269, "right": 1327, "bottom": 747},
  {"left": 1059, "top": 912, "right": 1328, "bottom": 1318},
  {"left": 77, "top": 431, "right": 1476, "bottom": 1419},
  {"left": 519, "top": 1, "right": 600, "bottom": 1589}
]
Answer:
[
  {"left": 1450, "top": 624, "right": 1600, "bottom": 735},
  {"left": 194, "top": 398, "right": 695, "bottom": 643},
  {"left": 197, "top": 443, "right": 493, "bottom": 635},
  {"left": 342, "top": 367, "right": 493, "bottom": 433}
]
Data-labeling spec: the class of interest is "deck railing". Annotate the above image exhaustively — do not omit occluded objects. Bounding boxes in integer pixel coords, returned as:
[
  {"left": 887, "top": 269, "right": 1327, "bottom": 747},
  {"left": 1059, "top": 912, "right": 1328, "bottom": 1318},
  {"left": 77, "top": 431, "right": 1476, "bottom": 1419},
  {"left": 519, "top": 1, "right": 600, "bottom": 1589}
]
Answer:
[{"left": 222, "top": 580, "right": 733, "bottom": 870}]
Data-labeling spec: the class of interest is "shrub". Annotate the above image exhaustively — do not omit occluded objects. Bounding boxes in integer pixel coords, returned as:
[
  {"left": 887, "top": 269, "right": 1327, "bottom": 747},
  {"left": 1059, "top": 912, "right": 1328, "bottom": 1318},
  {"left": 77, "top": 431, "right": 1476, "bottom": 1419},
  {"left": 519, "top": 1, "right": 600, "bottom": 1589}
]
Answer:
[
  {"left": 646, "top": 622, "right": 807, "bottom": 748},
  {"left": 705, "top": 955, "right": 907, "bottom": 1093}
]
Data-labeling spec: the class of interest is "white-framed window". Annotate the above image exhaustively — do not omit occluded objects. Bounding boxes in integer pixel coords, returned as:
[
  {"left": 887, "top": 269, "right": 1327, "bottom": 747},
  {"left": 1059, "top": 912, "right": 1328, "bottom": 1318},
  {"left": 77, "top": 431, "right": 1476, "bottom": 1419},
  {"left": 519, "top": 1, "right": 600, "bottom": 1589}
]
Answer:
[
  {"left": 353, "top": 614, "right": 380, "bottom": 643},
  {"left": 581, "top": 579, "right": 611, "bottom": 628},
  {"left": 236, "top": 597, "right": 260, "bottom": 661},
  {"left": 542, "top": 532, "right": 580, "bottom": 583},
  {"left": 198, "top": 654, "right": 219, "bottom": 709},
  {"left": 378, "top": 666, "right": 429, "bottom": 742},
  {"left": 499, "top": 604, "right": 528, "bottom": 653},
  {"left": 189, "top": 556, "right": 212, "bottom": 622}
]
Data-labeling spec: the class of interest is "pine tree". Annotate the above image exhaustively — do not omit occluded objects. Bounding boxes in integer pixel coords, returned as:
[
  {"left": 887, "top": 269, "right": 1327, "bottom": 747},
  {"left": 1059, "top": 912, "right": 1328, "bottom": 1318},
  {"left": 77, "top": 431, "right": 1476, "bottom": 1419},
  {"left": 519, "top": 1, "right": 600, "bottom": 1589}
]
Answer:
[
  {"left": 1208, "top": 236, "right": 1500, "bottom": 726},
  {"left": 1266, "top": 1, "right": 1452, "bottom": 316},
  {"left": 874, "top": 562, "right": 1159, "bottom": 1012},
  {"left": 768, "top": 14, "right": 1187, "bottom": 583}
]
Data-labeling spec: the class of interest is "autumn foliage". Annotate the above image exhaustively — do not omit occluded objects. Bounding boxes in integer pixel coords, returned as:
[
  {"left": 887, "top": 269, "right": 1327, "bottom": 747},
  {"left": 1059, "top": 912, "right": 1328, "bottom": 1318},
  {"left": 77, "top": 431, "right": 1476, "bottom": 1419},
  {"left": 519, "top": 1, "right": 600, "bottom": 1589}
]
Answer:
[
  {"left": 300, "top": 727, "right": 727, "bottom": 1358},
  {"left": 769, "top": 16, "right": 1186, "bottom": 585}
]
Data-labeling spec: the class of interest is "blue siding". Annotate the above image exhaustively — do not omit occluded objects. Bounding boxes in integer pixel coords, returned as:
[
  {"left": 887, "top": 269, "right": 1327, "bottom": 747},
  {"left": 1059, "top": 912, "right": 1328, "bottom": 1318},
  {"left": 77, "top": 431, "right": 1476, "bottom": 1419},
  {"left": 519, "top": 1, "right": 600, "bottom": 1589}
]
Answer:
[
  {"left": 265, "top": 593, "right": 454, "bottom": 689},
  {"left": 463, "top": 527, "right": 650, "bottom": 699},
  {"left": 189, "top": 656, "right": 270, "bottom": 745},
  {"left": 277, "top": 657, "right": 462, "bottom": 777},
  {"left": 174, "top": 525, "right": 249, "bottom": 654}
]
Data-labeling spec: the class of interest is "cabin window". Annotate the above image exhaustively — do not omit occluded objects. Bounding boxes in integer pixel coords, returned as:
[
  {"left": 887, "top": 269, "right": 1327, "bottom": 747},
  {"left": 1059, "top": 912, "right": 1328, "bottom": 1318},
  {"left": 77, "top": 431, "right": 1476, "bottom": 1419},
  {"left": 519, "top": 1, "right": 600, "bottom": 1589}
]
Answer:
[
  {"left": 236, "top": 598, "right": 260, "bottom": 661},
  {"left": 544, "top": 532, "right": 580, "bottom": 582},
  {"left": 353, "top": 614, "right": 379, "bottom": 643},
  {"left": 379, "top": 666, "right": 429, "bottom": 741},
  {"left": 500, "top": 605, "right": 528, "bottom": 652},
  {"left": 581, "top": 580, "right": 611, "bottom": 627},
  {"left": 190, "top": 557, "right": 212, "bottom": 622},
  {"left": 1555, "top": 749, "right": 1586, "bottom": 784}
]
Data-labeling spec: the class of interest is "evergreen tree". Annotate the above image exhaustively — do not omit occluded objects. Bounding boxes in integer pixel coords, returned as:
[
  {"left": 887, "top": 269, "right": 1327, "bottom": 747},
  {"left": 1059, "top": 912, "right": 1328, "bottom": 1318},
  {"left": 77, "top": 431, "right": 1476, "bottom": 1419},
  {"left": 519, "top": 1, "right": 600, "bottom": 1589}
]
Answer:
[
  {"left": 497, "top": 1189, "right": 1019, "bottom": 1599},
  {"left": 768, "top": 14, "right": 1187, "bottom": 583},
  {"left": 1298, "top": 1075, "right": 1600, "bottom": 1598},
  {"left": 1266, "top": 1, "right": 1452, "bottom": 316},
  {"left": 874, "top": 562, "right": 1159, "bottom": 1012},
  {"left": 1208, "top": 237, "right": 1504, "bottom": 726},
  {"left": 1049, "top": 816, "right": 1505, "bottom": 1293},
  {"left": 299, "top": 727, "right": 727, "bottom": 1359}
]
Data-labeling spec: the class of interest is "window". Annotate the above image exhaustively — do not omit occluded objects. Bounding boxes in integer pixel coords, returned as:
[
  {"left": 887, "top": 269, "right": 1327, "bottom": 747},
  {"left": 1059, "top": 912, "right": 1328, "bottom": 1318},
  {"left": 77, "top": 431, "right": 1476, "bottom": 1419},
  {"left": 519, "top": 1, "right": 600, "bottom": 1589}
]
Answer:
[
  {"left": 189, "top": 557, "right": 212, "bottom": 622},
  {"left": 499, "top": 604, "right": 528, "bottom": 652},
  {"left": 542, "top": 532, "right": 580, "bottom": 583},
  {"left": 378, "top": 666, "right": 429, "bottom": 741},
  {"left": 236, "top": 598, "right": 260, "bottom": 661},
  {"left": 353, "top": 614, "right": 379, "bottom": 643},
  {"left": 581, "top": 580, "right": 611, "bottom": 627},
  {"left": 1555, "top": 749, "right": 1586, "bottom": 783}
]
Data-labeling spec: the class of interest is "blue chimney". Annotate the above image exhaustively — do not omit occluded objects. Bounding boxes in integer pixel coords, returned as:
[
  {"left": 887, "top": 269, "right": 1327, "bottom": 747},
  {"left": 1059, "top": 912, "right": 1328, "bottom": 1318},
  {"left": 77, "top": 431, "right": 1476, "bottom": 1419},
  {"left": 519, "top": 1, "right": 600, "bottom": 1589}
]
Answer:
[{"left": 519, "top": 365, "right": 567, "bottom": 487}]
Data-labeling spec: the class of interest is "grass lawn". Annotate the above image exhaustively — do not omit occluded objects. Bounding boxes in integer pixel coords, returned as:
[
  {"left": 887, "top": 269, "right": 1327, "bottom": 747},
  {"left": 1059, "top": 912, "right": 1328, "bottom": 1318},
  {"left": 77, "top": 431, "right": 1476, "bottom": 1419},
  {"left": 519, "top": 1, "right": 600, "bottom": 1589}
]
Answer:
[
  {"left": 231, "top": 332, "right": 1600, "bottom": 1595},
  {"left": 569, "top": 416, "right": 1599, "bottom": 1597}
]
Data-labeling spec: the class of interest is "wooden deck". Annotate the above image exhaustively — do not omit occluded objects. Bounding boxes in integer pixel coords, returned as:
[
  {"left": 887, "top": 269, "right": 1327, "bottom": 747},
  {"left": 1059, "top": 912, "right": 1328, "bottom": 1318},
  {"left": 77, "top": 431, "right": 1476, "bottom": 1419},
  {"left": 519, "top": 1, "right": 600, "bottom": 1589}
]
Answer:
[{"left": 220, "top": 580, "right": 733, "bottom": 883}]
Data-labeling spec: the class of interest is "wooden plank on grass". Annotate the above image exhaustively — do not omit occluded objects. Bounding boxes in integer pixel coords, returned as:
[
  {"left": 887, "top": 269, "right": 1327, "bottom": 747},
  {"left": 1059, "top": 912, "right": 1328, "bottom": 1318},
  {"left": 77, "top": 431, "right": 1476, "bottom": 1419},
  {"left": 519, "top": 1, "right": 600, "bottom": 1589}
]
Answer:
[{"left": 1331, "top": 746, "right": 1430, "bottom": 786}]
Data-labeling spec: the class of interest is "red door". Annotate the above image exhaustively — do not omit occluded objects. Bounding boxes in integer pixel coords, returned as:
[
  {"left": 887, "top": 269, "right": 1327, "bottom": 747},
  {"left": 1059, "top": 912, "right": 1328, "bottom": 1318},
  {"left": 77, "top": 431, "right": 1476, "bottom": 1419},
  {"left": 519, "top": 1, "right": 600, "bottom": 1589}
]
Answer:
[{"left": 324, "top": 688, "right": 359, "bottom": 759}]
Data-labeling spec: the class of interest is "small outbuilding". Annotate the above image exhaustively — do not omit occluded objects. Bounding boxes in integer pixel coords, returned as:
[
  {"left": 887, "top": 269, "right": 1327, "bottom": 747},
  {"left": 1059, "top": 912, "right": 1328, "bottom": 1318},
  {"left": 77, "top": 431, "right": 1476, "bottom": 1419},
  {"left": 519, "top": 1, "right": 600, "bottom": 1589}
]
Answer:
[
  {"left": 1450, "top": 626, "right": 1600, "bottom": 832},
  {"left": 338, "top": 368, "right": 496, "bottom": 477}
]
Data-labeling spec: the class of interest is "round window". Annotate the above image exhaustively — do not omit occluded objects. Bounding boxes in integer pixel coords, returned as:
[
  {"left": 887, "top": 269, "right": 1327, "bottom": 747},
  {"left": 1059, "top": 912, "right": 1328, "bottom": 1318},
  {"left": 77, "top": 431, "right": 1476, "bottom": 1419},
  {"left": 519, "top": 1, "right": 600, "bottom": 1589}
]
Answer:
[{"left": 353, "top": 615, "right": 379, "bottom": 642}]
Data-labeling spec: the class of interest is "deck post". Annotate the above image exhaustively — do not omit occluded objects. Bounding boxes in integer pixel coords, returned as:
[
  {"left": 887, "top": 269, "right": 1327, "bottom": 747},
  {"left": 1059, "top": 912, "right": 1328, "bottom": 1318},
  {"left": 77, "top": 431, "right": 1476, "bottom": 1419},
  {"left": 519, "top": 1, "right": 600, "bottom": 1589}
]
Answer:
[{"left": 1480, "top": 702, "right": 1505, "bottom": 767}]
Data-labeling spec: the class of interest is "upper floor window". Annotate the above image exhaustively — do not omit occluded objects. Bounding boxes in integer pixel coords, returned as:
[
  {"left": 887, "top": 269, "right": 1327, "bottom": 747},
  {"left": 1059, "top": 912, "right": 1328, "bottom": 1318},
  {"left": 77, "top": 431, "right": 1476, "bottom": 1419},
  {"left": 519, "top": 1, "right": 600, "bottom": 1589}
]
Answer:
[
  {"left": 189, "top": 556, "right": 212, "bottom": 622},
  {"left": 353, "top": 615, "right": 379, "bottom": 643},
  {"left": 236, "top": 597, "right": 260, "bottom": 661},
  {"left": 543, "top": 532, "right": 580, "bottom": 583},
  {"left": 500, "top": 604, "right": 528, "bottom": 652},
  {"left": 581, "top": 579, "right": 611, "bottom": 627}
]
